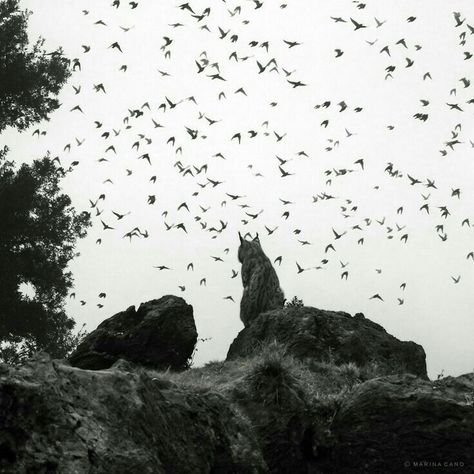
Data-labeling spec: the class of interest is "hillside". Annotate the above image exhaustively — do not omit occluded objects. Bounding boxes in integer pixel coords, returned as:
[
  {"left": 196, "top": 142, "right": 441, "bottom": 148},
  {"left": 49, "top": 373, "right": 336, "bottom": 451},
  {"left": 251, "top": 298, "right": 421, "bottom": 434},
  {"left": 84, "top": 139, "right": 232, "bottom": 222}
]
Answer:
[{"left": 0, "top": 296, "right": 472, "bottom": 473}]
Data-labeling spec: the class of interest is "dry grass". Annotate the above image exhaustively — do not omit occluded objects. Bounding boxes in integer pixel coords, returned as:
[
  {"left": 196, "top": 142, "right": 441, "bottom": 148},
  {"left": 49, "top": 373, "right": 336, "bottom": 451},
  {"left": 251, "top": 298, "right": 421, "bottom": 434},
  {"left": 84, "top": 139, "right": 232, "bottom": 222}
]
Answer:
[{"left": 149, "top": 340, "right": 386, "bottom": 412}]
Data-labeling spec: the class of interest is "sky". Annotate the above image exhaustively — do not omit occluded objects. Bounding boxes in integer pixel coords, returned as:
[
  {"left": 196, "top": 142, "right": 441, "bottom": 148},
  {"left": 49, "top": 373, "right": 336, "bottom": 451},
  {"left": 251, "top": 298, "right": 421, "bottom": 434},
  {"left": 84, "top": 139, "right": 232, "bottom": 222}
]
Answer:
[{"left": 3, "top": 0, "right": 474, "bottom": 379}]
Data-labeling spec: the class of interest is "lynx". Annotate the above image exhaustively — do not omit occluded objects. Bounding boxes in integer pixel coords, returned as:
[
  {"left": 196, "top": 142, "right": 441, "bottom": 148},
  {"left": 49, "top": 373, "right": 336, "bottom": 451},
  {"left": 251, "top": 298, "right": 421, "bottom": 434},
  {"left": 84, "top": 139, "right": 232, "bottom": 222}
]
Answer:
[{"left": 238, "top": 232, "right": 285, "bottom": 327}]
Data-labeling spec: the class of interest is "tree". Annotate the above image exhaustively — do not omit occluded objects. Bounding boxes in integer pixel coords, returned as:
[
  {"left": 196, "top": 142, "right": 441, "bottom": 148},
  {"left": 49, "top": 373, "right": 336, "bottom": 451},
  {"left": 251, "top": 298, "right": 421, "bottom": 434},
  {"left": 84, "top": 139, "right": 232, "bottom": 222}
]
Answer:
[
  {"left": 0, "top": 148, "right": 91, "bottom": 362},
  {"left": 0, "top": 0, "right": 70, "bottom": 132},
  {"left": 0, "top": 1, "right": 85, "bottom": 363}
]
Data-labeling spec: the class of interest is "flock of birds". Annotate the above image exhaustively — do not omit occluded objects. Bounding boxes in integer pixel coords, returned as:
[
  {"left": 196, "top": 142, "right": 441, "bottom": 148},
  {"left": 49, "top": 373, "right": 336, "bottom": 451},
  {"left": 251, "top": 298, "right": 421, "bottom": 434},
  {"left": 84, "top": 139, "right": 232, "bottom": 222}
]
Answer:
[{"left": 24, "top": 1, "right": 474, "bottom": 315}]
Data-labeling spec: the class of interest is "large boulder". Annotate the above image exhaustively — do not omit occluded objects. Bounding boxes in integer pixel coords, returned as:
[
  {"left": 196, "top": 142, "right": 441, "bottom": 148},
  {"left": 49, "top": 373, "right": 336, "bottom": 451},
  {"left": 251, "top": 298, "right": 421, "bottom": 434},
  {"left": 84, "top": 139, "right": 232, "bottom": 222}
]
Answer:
[
  {"left": 2, "top": 357, "right": 472, "bottom": 474},
  {"left": 227, "top": 306, "right": 427, "bottom": 378},
  {"left": 314, "top": 373, "right": 474, "bottom": 473},
  {"left": 3, "top": 297, "right": 471, "bottom": 473},
  {"left": 69, "top": 295, "right": 197, "bottom": 371},
  {"left": 0, "top": 354, "right": 267, "bottom": 474},
  {"left": 1, "top": 348, "right": 472, "bottom": 473}
]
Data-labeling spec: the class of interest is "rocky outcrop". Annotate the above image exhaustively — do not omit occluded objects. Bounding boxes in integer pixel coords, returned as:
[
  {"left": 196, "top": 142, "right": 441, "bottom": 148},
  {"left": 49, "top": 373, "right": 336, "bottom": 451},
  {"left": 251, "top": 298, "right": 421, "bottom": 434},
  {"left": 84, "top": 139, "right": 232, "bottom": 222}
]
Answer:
[
  {"left": 232, "top": 348, "right": 315, "bottom": 474},
  {"left": 0, "top": 353, "right": 266, "bottom": 474},
  {"left": 316, "top": 373, "right": 474, "bottom": 473},
  {"left": 1, "top": 354, "right": 473, "bottom": 474},
  {"left": 227, "top": 306, "right": 427, "bottom": 378},
  {"left": 2, "top": 297, "right": 471, "bottom": 473},
  {"left": 69, "top": 295, "right": 197, "bottom": 371}
]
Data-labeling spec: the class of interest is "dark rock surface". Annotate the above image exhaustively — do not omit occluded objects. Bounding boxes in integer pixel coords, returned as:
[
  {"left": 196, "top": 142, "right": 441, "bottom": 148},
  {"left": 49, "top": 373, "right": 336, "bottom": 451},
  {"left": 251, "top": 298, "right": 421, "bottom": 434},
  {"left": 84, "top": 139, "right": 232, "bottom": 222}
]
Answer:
[
  {"left": 0, "top": 353, "right": 267, "bottom": 474},
  {"left": 69, "top": 295, "right": 197, "bottom": 371},
  {"left": 2, "top": 298, "right": 472, "bottom": 474},
  {"left": 232, "top": 351, "right": 315, "bottom": 474},
  {"left": 227, "top": 306, "right": 427, "bottom": 378},
  {"left": 2, "top": 355, "right": 473, "bottom": 474},
  {"left": 317, "top": 372, "right": 474, "bottom": 473}
]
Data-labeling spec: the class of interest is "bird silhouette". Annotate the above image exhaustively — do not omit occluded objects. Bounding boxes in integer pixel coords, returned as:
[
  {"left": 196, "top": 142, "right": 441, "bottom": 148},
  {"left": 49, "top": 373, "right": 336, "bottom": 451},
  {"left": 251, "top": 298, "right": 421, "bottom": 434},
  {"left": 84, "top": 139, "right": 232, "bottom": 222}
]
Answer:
[
  {"left": 296, "top": 262, "right": 306, "bottom": 274},
  {"left": 18, "top": 0, "right": 473, "bottom": 349},
  {"left": 370, "top": 294, "right": 384, "bottom": 301},
  {"left": 350, "top": 18, "right": 366, "bottom": 30}
]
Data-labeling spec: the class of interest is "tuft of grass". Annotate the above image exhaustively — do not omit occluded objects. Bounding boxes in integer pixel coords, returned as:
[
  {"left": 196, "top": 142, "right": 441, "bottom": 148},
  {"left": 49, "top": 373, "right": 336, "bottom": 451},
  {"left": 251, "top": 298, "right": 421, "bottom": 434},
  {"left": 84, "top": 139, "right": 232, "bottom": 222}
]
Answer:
[
  {"left": 160, "top": 358, "right": 249, "bottom": 395},
  {"left": 285, "top": 296, "right": 304, "bottom": 308},
  {"left": 241, "top": 341, "right": 307, "bottom": 407},
  {"left": 147, "top": 341, "right": 386, "bottom": 412},
  {"left": 335, "top": 361, "right": 361, "bottom": 387}
]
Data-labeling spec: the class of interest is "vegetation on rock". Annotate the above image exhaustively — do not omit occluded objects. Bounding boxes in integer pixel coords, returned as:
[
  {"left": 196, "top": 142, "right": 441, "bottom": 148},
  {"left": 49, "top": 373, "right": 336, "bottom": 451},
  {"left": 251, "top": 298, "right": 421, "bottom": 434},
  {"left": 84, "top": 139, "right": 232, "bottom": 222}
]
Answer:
[
  {"left": 0, "top": 0, "right": 87, "bottom": 363},
  {"left": 0, "top": 0, "right": 70, "bottom": 132}
]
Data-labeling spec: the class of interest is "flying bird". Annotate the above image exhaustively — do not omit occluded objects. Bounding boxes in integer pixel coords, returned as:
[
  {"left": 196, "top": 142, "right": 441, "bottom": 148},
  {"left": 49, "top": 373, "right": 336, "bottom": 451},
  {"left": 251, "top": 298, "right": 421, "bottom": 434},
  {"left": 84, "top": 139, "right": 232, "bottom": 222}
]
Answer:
[
  {"left": 370, "top": 294, "right": 384, "bottom": 301},
  {"left": 296, "top": 262, "right": 306, "bottom": 274},
  {"left": 109, "top": 42, "right": 123, "bottom": 52},
  {"left": 350, "top": 18, "right": 367, "bottom": 30}
]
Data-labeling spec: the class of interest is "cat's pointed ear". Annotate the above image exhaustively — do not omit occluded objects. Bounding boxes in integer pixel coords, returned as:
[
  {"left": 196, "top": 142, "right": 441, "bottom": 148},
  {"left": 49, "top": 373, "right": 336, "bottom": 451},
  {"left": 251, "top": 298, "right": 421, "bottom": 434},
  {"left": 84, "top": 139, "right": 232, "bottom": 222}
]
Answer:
[
  {"left": 254, "top": 232, "right": 260, "bottom": 242},
  {"left": 238, "top": 231, "right": 244, "bottom": 243}
]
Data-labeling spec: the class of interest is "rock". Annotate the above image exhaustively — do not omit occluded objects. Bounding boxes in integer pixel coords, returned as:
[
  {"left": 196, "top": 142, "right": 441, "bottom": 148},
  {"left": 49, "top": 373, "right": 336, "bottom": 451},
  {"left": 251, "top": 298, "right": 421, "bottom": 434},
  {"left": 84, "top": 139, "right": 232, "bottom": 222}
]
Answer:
[
  {"left": 226, "top": 306, "right": 427, "bottom": 378},
  {"left": 0, "top": 353, "right": 267, "bottom": 474},
  {"left": 1, "top": 352, "right": 472, "bottom": 473},
  {"left": 69, "top": 295, "right": 197, "bottom": 371},
  {"left": 232, "top": 346, "right": 315, "bottom": 474},
  {"left": 3, "top": 297, "right": 470, "bottom": 473},
  {"left": 315, "top": 373, "right": 474, "bottom": 473}
]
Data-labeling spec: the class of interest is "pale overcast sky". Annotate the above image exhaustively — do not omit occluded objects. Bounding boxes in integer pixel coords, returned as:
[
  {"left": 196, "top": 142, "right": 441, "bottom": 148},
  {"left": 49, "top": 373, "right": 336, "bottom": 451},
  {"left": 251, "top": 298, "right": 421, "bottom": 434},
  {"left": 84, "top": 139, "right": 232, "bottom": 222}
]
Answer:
[{"left": 3, "top": 0, "right": 474, "bottom": 379}]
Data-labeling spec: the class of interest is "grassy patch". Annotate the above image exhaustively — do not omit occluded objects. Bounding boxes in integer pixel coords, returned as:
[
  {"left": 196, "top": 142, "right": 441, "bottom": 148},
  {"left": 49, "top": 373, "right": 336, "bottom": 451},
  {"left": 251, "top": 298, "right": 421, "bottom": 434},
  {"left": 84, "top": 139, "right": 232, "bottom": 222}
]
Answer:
[{"left": 152, "top": 340, "right": 385, "bottom": 410}]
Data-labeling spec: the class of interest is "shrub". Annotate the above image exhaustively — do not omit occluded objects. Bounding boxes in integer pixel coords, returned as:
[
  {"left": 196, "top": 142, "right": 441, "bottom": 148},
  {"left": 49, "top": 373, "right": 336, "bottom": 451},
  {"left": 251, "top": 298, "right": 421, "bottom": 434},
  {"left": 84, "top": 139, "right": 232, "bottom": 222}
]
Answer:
[{"left": 285, "top": 296, "right": 304, "bottom": 308}]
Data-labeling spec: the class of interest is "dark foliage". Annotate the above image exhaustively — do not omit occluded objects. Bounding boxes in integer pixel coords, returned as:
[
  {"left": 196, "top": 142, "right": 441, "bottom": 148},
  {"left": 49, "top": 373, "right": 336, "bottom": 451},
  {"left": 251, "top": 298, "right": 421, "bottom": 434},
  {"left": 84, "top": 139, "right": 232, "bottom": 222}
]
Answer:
[
  {"left": 0, "top": 0, "right": 70, "bottom": 132},
  {"left": 285, "top": 296, "right": 304, "bottom": 308},
  {"left": 0, "top": 148, "right": 91, "bottom": 362}
]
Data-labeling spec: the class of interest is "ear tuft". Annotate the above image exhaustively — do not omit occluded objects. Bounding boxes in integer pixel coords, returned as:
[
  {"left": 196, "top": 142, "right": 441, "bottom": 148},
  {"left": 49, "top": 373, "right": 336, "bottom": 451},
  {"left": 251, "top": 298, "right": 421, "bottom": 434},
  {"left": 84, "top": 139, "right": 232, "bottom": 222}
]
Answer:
[{"left": 238, "top": 231, "right": 244, "bottom": 243}]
